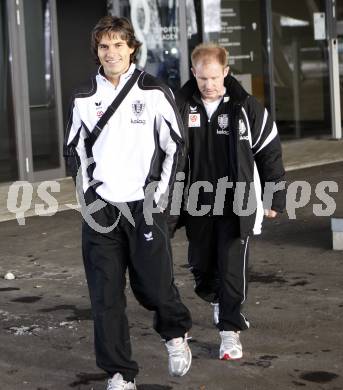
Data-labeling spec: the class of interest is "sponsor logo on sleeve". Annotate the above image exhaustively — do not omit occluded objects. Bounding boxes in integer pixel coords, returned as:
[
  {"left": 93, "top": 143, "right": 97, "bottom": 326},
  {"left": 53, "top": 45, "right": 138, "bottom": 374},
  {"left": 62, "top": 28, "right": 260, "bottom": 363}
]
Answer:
[
  {"left": 95, "top": 101, "right": 103, "bottom": 118},
  {"left": 239, "top": 119, "right": 249, "bottom": 141}
]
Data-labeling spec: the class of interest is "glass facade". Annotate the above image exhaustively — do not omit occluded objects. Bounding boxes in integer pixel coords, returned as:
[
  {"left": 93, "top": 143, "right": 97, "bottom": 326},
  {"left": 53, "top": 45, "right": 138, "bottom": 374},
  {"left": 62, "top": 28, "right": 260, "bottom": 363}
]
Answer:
[
  {"left": 337, "top": 1, "right": 343, "bottom": 123},
  {"left": 1, "top": 0, "right": 342, "bottom": 184},
  {"left": 118, "top": 0, "right": 182, "bottom": 90},
  {"left": 23, "top": 0, "right": 60, "bottom": 171},
  {"left": 271, "top": 0, "right": 331, "bottom": 138},
  {"left": 202, "top": 0, "right": 267, "bottom": 105},
  {"left": 0, "top": 1, "right": 18, "bottom": 182}
]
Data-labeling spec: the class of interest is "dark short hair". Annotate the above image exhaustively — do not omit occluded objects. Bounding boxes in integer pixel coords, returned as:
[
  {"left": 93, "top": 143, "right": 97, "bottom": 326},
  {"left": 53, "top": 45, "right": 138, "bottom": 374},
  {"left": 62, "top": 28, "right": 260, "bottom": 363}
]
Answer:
[{"left": 91, "top": 16, "right": 141, "bottom": 65}]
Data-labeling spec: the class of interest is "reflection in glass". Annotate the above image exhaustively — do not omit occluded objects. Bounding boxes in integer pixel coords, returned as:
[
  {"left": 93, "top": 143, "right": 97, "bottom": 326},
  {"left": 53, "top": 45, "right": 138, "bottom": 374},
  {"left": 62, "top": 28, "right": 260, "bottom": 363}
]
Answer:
[
  {"left": 187, "top": 0, "right": 202, "bottom": 73},
  {"left": 23, "top": 0, "right": 60, "bottom": 171},
  {"left": 119, "top": 0, "right": 181, "bottom": 90},
  {"left": 203, "top": 0, "right": 266, "bottom": 105},
  {"left": 272, "top": 0, "right": 331, "bottom": 138},
  {"left": 0, "top": 1, "right": 18, "bottom": 182}
]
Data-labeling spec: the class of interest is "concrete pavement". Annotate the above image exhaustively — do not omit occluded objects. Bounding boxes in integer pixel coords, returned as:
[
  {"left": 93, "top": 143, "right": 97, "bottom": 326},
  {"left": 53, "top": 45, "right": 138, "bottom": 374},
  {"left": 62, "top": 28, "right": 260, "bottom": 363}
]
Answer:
[{"left": 0, "top": 162, "right": 343, "bottom": 389}]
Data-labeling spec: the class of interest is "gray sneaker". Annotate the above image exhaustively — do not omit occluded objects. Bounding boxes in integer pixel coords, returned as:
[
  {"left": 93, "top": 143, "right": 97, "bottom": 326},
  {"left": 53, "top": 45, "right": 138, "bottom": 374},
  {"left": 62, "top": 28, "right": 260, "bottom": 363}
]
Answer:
[
  {"left": 165, "top": 334, "right": 192, "bottom": 376},
  {"left": 219, "top": 330, "right": 243, "bottom": 360},
  {"left": 106, "top": 373, "right": 136, "bottom": 390}
]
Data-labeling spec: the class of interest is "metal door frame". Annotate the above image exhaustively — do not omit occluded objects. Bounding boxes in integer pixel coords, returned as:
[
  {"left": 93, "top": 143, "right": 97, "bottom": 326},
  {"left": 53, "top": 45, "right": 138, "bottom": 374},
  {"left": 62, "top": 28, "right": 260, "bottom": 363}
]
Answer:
[
  {"left": 7, "top": 0, "right": 65, "bottom": 183},
  {"left": 7, "top": 0, "right": 28, "bottom": 181},
  {"left": 265, "top": 0, "right": 276, "bottom": 120},
  {"left": 326, "top": 0, "right": 342, "bottom": 139},
  {"left": 178, "top": 0, "right": 189, "bottom": 86}
]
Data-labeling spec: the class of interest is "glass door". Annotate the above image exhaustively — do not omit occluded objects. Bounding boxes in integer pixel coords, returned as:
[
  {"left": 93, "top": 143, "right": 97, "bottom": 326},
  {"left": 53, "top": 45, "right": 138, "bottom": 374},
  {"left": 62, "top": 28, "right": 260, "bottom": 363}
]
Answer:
[
  {"left": 9, "top": 0, "right": 64, "bottom": 182},
  {"left": 0, "top": 1, "right": 19, "bottom": 183},
  {"left": 201, "top": 0, "right": 268, "bottom": 106},
  {"left": 271, "top": 0, "right": 331, "bottom": 139},
  {"left": 22, "top": 0, "right": 63, "bottom": 176},
  {"left": 337, "top": 0, "right": 343, "bottom": 126}
]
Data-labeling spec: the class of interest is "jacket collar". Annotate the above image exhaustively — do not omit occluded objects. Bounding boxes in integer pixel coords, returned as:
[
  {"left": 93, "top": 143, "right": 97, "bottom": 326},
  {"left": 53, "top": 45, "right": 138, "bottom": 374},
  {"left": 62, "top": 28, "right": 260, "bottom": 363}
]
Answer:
[{"left": 97, "top": 63, "right": 136, "bottom": 86}]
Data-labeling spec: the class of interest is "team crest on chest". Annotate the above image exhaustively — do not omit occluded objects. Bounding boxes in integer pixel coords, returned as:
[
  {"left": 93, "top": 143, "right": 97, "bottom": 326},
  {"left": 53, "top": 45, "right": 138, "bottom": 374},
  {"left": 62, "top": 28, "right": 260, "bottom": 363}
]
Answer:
[
  {"left": 132, "top": 100, "right": 145, "bottom": 117},
  {"left": 218, "top": 114, "right": 228, "bottom": 130},
  {"left": 217, "top": 114, "right": 230, "bottom": 135},
  {"left": 131, "top": 100, "right": 146, "bottom": 124}
]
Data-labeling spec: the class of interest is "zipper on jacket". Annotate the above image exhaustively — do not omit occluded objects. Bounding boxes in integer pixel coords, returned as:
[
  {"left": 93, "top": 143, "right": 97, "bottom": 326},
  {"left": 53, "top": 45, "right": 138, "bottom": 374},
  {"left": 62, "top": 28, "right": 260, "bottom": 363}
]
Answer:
[{"left": 231, "top": 103, "right": 241, "bottom": 187}]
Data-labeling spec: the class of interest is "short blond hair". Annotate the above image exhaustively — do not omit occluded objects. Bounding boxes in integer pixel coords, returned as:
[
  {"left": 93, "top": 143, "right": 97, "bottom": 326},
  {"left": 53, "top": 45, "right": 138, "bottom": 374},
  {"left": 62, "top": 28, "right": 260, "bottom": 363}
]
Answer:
[{"left": 191, "top": 43, "right": 228, "bottom": 68}]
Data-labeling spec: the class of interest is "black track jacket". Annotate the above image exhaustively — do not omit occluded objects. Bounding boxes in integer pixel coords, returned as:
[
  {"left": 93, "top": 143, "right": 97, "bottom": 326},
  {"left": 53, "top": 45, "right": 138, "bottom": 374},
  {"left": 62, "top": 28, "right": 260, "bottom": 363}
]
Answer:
[{"left": 175, "top": 75, "right": 286, "bottom": 237}]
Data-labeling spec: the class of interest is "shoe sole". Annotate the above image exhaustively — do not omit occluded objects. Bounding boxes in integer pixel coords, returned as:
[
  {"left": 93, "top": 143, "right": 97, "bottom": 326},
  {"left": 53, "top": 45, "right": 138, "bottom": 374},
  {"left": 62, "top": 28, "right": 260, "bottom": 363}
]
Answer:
[{"left": 220, "top": 352, "right": 243, "bottom": 361}]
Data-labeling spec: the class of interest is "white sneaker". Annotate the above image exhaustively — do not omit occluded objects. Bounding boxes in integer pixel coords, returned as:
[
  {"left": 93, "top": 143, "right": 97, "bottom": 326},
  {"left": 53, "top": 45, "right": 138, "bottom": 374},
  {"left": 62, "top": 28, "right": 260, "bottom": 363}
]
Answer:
[
  {"left": 211, "top": 302, "right": 219, "bottom": 325},
  {"left": 165, "top": 334, "right": 192, "bottom": 376},
  {"left": 219, "top": 331, "right": 243, "bottom": 360},
  {"left": 106, "top": 373, "right": 136, "bottom": 390}
]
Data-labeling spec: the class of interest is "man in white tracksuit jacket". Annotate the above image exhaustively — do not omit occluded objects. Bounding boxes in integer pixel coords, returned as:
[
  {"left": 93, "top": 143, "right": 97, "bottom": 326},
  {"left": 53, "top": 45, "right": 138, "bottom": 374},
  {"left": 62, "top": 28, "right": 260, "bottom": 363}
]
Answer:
[{"left": 64, "top": 16, "right": 191, "bottom": 390}]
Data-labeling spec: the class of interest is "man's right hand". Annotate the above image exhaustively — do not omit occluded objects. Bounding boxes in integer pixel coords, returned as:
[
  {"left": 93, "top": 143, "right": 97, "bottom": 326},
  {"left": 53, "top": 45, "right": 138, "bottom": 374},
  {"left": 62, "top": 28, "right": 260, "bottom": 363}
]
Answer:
[{"left": 264, "top": 209, "right": 278, "bottom": 218}]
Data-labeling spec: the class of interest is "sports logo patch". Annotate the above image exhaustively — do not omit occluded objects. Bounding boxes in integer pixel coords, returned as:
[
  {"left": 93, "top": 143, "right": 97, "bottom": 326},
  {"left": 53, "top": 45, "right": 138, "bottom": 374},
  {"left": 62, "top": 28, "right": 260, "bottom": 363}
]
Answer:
[
  {"left": 217, "top": 114, "right": 230, "bottom": 135},
  {"left": 144, "top": 232, "right": 153, "bottom": 241},
  {"left": 131, "top": 100, "right": 146, "bottom": 124},
  {"left": 218, "top": 114, "right": 229, "bottom": 130},
  {"left": 239, "top": 119, "right": 249, "bottom": 141},
  {"left": 94, "top": 100, "right": 103, "bottom": 117},
  {"left": 132, "top": 100, "right": 145, "bottom": 117},
  {"left": 189, "top": 113, "right": 200, "bottom": 127},
  {"left": 239, "top": 119, "right": 247, "bottom": 135}
]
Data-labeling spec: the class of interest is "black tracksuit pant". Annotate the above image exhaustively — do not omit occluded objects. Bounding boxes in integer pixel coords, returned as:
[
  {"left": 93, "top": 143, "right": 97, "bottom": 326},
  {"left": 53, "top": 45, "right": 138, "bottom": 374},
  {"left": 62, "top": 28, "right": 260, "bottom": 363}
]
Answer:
[
  {"left": 82, "top": 199, "right": 191, "bottom": 382},
  {"left": 185, "top": 215, "right": 250, "bottom": 332}
]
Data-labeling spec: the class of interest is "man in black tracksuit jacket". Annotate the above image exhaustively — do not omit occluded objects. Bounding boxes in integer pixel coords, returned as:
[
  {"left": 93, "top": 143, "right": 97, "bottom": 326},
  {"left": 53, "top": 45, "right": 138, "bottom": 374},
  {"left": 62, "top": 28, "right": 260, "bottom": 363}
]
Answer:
[{"left": 175, "top": 43, "right": 286, "bottom": 361}]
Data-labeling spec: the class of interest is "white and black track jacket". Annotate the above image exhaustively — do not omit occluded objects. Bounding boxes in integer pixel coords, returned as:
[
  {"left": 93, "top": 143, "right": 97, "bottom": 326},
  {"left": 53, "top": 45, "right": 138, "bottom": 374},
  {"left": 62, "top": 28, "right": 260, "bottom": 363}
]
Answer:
[
  {"left": 176, "top": 76, "right": 286, "bottom": 237},
  {"left": 64, "top": 64, "right": 185, "bottom": 209}
]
